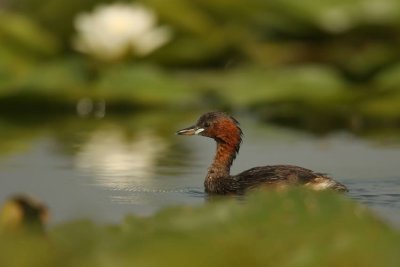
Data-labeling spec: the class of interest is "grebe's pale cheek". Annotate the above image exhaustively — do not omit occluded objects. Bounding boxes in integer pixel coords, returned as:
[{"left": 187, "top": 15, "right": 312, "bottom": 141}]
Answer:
[{"left": 195, "top": 128, "right": 205, "bottom": 135}]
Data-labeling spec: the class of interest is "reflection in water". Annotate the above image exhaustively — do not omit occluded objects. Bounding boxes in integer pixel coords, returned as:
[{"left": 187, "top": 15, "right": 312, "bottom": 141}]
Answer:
[
  {"left": 75, "top": 128, "right": 167, "bottom": 191},
  {"left": 1, "top": 113, "right": 400, "bottom": 225}
]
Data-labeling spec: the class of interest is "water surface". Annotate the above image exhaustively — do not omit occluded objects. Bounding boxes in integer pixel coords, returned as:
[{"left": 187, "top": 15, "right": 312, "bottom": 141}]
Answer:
[{"left": 1, "top": 112, "right": 399, "bottom": 227}]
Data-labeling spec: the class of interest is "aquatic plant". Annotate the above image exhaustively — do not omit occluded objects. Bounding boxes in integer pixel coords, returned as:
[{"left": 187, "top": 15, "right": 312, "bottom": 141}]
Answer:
[
  {"left": 72, "top": 3, "right": 172, "bottom": 61},
  {"left": 0, "top": 189, "right": 399, "bottom": 267}
]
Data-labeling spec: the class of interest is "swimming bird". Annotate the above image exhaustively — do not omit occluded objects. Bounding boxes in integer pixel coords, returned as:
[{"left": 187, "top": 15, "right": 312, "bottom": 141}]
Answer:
[{"left": 176, "top": 111, "right": 348, "bottom": 194}]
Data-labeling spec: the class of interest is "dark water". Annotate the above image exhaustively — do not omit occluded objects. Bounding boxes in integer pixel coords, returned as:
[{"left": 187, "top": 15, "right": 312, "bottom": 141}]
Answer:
[{"left": 1, "top": 112, "right": 400, "bottom": 227}]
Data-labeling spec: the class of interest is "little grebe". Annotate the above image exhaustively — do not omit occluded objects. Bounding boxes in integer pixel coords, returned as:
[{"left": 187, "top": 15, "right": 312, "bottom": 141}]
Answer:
[{"left": 177, "top": 112, "right": 348, "bottom": 194}]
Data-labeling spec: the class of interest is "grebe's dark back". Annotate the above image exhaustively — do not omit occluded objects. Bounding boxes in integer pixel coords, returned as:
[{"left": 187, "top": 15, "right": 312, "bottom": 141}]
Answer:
[{"left": 176, "top": 111, "right": 347, "bottom": 194}]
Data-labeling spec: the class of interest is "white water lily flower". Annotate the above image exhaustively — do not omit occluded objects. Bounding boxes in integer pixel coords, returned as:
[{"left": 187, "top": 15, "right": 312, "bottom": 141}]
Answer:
[{"left": 73, "top": 3, "right": 171, "bottom": 60}]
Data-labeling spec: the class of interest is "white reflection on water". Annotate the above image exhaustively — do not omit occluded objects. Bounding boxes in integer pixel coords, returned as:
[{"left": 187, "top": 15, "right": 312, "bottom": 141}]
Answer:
[
  {"left": 75, "top": 128, "right": 167, "bottom": 190},
  {"left": 1, "top": 119, "right": 400, "bottom": 224}
]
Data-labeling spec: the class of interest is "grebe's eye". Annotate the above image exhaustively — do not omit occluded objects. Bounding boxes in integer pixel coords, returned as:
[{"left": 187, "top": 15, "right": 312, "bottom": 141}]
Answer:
[{"left": 203, "top": 122, "right": 210, "bottom": 128}]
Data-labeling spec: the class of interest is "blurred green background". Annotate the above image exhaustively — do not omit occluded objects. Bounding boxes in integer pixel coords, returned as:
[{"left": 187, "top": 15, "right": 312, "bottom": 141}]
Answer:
[
  {"left": 1, "top": 0, "right": 400, "bottom": 134},
  {"left": 1, "top": 1, "right": 400, "bottom": 266}
]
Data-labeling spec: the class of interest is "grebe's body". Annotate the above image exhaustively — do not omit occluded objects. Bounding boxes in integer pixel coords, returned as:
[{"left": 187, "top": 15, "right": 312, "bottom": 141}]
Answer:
[{"left": 177, "top": 112, "right": 347, "bottom": 194}]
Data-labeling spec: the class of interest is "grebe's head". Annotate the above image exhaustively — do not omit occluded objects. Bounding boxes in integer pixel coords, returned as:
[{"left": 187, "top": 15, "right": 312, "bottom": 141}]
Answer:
[{"left": 176, "top": 112, "right": 242, "bottom": 146}]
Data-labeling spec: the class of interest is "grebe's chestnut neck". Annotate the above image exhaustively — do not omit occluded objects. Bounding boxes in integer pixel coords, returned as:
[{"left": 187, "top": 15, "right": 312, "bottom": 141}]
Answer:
[
  {"left": 177, "top": 112, "right": 242, "bottom": 176},
  {"left": 177, "top": 112, "right": 348, "bottom": 194}
]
